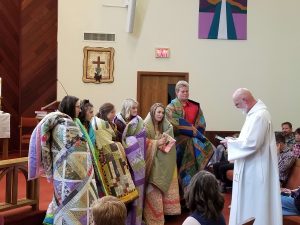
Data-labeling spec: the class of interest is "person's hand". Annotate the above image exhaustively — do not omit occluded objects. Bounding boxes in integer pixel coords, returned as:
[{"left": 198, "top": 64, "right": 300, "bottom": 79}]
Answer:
[
  {"left": 158, "top": 137, "right": 166, "bottom": 146},
  {"left": 281, "top": 188, "right": 291, "bottom": 194},
  {"left": 220, "top": 138, "right": 230, "bottom": 147},
  {"left": 221, "top": 136, "right": 235, "bottom": 148}
]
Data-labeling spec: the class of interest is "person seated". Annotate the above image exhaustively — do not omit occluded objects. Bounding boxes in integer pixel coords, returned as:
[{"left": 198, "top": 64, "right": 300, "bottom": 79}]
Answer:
[
  {"left": 281, "top": 187, "right": 300, "bottom": 216},
  {"left": 293, "top": 127, "right": 300, "bottom": 158},
  {"left": 281, "top": 122, "right": 295, "bottom": 149},
  {"left": 276, "top": 133, "right": 296, "bottom": 187},
  {"left": 182, "top": 171, "right": 226, "bottom": 225},
  {"left": 208, "top": 143, "right": 226, "bottom": 166},
  {"left": 92, "top": 195, "right": 127, "bottom": 225},
  {"left": 213, "top": 159, "right": 234, "bottom": 193},
  {"left": 212, "top": 133, "right": 239, "bottom": 192}
]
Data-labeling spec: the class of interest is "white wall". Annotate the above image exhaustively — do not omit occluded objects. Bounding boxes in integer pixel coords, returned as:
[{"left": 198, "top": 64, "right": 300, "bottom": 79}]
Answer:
[{"left": 58, "top": 0, "right": 300, "bottom": 131}]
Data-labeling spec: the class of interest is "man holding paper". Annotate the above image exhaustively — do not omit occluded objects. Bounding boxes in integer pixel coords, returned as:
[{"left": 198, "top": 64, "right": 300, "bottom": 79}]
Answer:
[{"left": 222, "top": 88, "right": 282, "bottom": 225}]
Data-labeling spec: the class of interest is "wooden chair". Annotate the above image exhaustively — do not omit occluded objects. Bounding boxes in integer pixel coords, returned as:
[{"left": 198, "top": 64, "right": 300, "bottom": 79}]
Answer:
[
  {"left": 19, "top": 117, "right": 38, "bottom": 157},
  {"left": 238, "top": 217, "right": 255, "bottom": 225}
]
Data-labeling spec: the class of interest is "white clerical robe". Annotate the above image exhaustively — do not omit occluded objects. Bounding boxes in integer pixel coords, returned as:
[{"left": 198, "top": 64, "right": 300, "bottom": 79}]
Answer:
[{"left": 228, "top": 100, "right": 282, "bottom": 225}]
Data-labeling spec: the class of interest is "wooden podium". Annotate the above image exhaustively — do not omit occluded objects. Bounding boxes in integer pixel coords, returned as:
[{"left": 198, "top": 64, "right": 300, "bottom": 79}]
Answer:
[
  {"left": 41, "top": 100, "right": 60, "bottom": 112},
  {"left": 35, "top": 100, "right": 60, "bottom": 120}
]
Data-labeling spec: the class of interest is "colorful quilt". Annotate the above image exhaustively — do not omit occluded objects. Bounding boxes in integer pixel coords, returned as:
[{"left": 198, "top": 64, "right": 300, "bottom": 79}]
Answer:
[
  {"left": 115, "top": 114, "right": 146, "bottom": 225},
  {"left": 28, "top": 112, "right": 98, "bottom": 225},
  {"left": 91, "top": 117, "right": 139, "bottom": 203},
  {"left": 166, "top": 98, "right": 214, "bottom": 191}
]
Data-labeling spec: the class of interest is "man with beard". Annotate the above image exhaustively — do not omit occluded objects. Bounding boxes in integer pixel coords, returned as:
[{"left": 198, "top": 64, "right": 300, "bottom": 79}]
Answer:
[
  {"left": 221, "top": 88, "right": 282, "bottom": 225},
  {"left": 281, "top": 121, "right": 295, "bottom": 149}
]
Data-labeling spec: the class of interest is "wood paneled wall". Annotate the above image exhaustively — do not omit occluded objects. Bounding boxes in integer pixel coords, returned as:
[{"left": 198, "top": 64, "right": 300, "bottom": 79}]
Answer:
[
  {"left": 0, "top": 0, "right": 21, "bottom": 153},
  {"left": 0, "top": 0, "right": 57, "bottom": 152},
  {"left": 19, "top": 0, "right": 57, "bottom": 116}
]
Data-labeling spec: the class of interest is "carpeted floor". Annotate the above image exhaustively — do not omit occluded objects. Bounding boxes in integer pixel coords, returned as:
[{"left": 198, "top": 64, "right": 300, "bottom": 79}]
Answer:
[
  {"left": 0, "top": 151, "right": 231, "bottom": 225},
  {"left": 0, "top": 173, "right": 231, "bottom": 225}
]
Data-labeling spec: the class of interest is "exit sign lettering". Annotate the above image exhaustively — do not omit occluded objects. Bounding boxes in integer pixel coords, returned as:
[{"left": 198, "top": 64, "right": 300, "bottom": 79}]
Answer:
[{"left": 155, "top": 48, "right": 170, "bottom": 58}]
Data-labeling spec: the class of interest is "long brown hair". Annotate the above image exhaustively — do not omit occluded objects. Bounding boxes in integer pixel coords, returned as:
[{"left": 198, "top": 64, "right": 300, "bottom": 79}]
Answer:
[
  {"left": 78, "top": 99, "right": 93, "bottom": 129},
  {"left": 185, "top": 170, "right": 224, "bottom": 220},
  {"left": 58, "top": 95, "right": 79, "bottom": 119},
  {"left": 149, "top": 103, "right": 165, "bottom": 133}
]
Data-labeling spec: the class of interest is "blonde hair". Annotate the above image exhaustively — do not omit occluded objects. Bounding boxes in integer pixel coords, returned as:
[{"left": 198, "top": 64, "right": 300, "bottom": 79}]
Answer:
[
  {"left": 120, "top": 98, "right": 138, "bottom": 120},
  {"left": 92, "top": 196, "right": 127, "bottom": 225},
  {"left": 175, "top": 80, "right": 189, "bottom": 93}
]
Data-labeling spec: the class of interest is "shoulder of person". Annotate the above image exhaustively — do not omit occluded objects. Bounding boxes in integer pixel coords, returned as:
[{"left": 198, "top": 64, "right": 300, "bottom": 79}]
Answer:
[{"left": 182, "top": 216, "right": 201, "bottom": 225}]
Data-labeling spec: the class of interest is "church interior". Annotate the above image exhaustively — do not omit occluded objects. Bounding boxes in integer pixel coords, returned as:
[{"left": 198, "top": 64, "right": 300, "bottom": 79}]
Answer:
[{"left": 0, "top": 0, "right": 300, "bottom": 224}]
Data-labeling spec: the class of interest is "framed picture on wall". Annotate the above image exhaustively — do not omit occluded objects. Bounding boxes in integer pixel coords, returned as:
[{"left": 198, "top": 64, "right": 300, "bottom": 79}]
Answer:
[{"left": 83, "top": 47, "right": 115, "bottom": 83}]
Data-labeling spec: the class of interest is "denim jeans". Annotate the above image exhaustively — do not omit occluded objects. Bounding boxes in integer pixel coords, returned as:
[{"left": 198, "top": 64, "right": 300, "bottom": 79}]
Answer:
[{"left": 281, "top": 195, "right": 300, "bottom": 216}]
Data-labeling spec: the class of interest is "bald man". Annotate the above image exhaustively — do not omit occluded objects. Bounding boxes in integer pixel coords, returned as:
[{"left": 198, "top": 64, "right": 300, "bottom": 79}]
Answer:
[{"left": 222, "top": 88, "right": 282, "bottom": 225}]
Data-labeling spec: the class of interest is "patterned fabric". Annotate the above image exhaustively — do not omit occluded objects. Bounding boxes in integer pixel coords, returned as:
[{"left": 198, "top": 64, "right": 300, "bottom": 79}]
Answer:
[
  {"left": 278, "top": 147, "right": 296, "bottom": 185},
  {"left": 91, "top": 117, "right": 139, "bottom": 203},
  {"left": 75, "top": 118, "right": 108, "bottom": 197},
  {"left": 144, "top": 113, "right": 177, "bottom": 192},
  {"left": 285, "top": 133, "right": 296, "bottom": 149},
  {"left": 144, "top": 172, "right": 181, "bottom": 225},
  {"left": 293, "top": 144, "right": 300, "bottom": 158},
  {"left": 28, "top": 123, "right": 44, "bottom": 180},
  {"left": 115, "top": 114, "right": 146, "bottom": 225},
  {"left": 143, "top": 113, "right": 180, "bottom": 225},
  {"left": 28, "top": 112, "right": 98, "bottom": 225},
  {"left": 166, "top": 98, "right": 214, "bottom": 191}
]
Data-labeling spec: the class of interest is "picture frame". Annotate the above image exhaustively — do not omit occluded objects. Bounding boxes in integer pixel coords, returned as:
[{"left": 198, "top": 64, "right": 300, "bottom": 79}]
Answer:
[{"left": 83, "top": 47, "right": 115, "bottom": 83}]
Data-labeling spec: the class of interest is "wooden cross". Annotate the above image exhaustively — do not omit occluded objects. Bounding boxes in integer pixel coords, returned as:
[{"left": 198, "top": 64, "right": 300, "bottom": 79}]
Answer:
[
  {"left": 92, "top": 56, "right": 105, "bottom": 82},
  {"left": 92, "top": 56, "right": 105, "bottom": 69}
]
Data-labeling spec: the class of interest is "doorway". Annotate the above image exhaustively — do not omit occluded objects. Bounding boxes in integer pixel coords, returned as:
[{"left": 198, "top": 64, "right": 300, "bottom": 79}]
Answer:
[{"left": 137, "top": 71, "right": 189, "bottom": 118}]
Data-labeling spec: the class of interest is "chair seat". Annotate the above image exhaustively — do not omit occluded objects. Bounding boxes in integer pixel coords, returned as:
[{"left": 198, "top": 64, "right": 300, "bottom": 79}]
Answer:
[{"left": 283, "top": 216, "right": 300, "bottom": 225}]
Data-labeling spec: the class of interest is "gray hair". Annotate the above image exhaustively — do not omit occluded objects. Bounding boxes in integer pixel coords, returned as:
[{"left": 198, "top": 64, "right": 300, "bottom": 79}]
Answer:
[
  {"left": 175, "top": 80, "right": 189, "bottom": 93},
  {"left": 120, "top": 98, "right": 138, "bottom": 120}
]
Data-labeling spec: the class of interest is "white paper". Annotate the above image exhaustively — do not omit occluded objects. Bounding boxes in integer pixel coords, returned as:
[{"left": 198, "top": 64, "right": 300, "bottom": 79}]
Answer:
[{"left": 215, "top": 135, "right": 225, "bottom": 141}]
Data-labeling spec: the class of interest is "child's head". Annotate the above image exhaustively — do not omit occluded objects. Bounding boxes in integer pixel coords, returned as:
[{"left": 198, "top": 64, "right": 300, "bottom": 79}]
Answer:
[
  {"left": 185, "top": 170, "right": 224, "bottom": 220},
  {"left": 92, "top": 196, "right": 127, "bottom": 225}
]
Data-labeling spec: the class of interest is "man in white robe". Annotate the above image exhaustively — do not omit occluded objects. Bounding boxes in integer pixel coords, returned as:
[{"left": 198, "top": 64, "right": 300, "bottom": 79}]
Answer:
[{"left": 222, "top": 88, "right": 282, "bottom": 225}]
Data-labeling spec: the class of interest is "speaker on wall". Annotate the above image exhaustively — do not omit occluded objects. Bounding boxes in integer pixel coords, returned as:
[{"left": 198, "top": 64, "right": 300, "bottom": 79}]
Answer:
[{"left": 126, "top": 0, "right": 136, "bottom": 33}]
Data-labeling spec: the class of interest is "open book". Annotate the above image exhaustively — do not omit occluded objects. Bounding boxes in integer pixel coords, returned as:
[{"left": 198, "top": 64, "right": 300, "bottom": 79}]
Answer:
[{"left": 161, "top": 132, "right": 176, "bottom": 153}]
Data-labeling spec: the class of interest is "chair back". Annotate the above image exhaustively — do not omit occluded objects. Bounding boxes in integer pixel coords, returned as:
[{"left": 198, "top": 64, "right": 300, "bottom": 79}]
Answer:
[
  {"left": 21, "top": 117, "right": 38, "bottom": 127},
  {"left": 238, "top": 217, "right": 255, "bottom": 225},
  {"left": 19, "top": 117, "right": 38, "bottom": 156},
  {"left": 286, "top": 159, "right": 300, "bottom": 189}
]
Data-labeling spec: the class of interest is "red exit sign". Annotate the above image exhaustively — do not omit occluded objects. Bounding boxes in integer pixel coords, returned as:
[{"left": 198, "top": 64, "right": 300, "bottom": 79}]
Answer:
[{"left": 155, "top": 48, "right": 170, "bottom": 58}]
